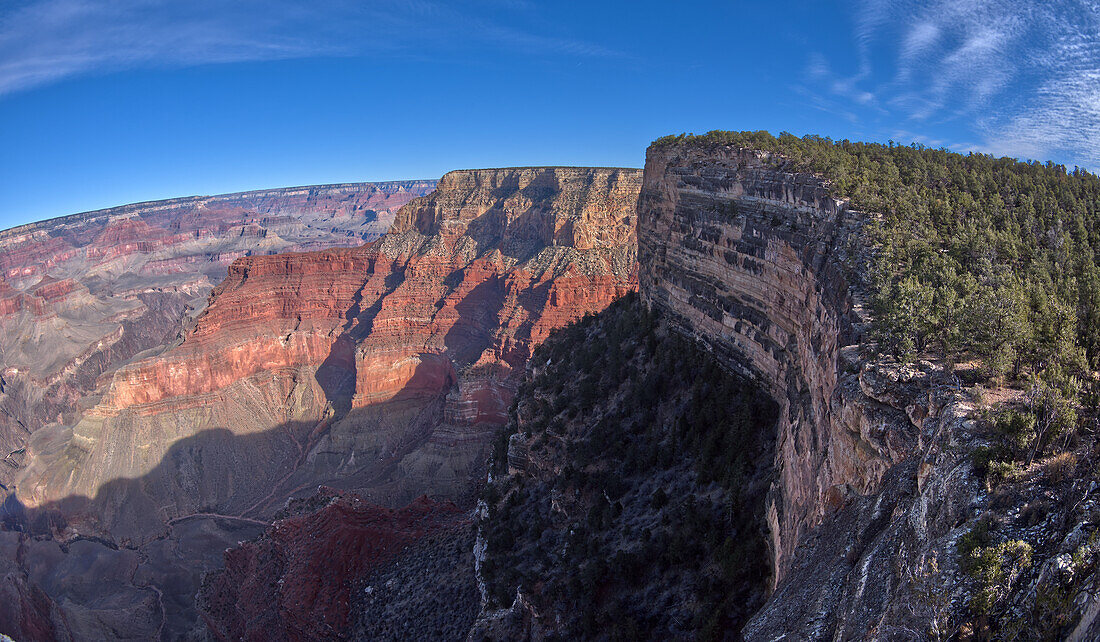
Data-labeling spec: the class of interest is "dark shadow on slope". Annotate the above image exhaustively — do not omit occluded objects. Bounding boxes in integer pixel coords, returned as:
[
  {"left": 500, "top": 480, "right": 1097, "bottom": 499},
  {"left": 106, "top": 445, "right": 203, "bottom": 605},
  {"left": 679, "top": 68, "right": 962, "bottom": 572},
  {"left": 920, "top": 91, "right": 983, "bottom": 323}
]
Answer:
[
  {"left": 477, "top": 294, "right": 781, "bottom": 640},
  {"left": 443, "top": 277, "right": 506, "bottom": 370},
  {"left": 0, "top": 357, "right": 470, "bottom": 642}
]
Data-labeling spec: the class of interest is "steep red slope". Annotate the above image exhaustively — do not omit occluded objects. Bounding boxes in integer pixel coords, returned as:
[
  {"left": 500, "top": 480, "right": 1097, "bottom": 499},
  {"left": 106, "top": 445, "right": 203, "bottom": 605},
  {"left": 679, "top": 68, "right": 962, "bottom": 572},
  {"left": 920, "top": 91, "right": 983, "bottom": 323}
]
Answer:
[
  {"left": 101, "top": 168, "right": 639, "bottom": 414},
  {"left": 198, "top": 490, "right": 465, "bottom": 641}
]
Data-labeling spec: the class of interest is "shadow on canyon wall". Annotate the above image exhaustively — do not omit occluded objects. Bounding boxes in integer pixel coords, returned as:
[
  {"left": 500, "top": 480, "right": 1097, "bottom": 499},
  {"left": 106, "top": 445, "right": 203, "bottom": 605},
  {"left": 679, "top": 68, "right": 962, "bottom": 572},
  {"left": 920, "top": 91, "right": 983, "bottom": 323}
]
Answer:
[
  {"left": 0, "top": 351, "right": 481, "bottom": 640},
  {"left": 3, "top": 354, "right": 471, "bottom": 542},
  {"left": 462, "top": 169, "right": 607, "bottom": 264},
  {"left": 315, "top": 265, "right": 409, "bottom": 416}
]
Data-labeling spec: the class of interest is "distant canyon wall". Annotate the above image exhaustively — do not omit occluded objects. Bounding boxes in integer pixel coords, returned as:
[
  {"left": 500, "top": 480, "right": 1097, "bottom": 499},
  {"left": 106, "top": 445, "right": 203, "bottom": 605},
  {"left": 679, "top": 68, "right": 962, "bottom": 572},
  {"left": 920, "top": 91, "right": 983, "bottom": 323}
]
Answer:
[
  {"left": 12, "top": 167, "right": 641, "bottom": 545},
  {"left": 0, "top": 181, "right": 434, "bottom": 490}
]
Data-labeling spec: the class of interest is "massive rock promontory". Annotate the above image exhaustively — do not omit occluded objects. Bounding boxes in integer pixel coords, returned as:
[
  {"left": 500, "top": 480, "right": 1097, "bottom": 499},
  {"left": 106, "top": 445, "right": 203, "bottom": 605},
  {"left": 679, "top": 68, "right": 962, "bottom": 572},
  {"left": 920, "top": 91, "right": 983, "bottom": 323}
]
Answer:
[
  {"left": 636, "top": 139, "right": 1098, "bottom": 639},
  {"left": 476, "top": 138, "right": 1047, "bottom": 640}
]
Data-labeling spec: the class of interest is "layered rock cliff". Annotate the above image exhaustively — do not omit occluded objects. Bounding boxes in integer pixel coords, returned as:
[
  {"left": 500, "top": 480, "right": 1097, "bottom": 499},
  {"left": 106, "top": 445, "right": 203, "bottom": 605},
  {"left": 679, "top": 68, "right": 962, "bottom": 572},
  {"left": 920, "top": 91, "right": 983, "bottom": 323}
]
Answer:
[
  {"left": 637, "top": 140, "right": 1100, "bottom": 639},
  {"left": 8, "top": 138, "right": 1093, "bottom": 640},
  {"left": 2, "top": 166, "right": 640, "bottom": 639},
  {"left": 465, "top": 142, "right": 1024, "bottom": 640},
  {"left": 0, "top": 180, "right": 434, "bottom": 490},
  {"left": 638, "top": 143, "right": 897, "bottom": 581},
  {"left": 471, "top": 144, "right": 911, "bottom": 638}
]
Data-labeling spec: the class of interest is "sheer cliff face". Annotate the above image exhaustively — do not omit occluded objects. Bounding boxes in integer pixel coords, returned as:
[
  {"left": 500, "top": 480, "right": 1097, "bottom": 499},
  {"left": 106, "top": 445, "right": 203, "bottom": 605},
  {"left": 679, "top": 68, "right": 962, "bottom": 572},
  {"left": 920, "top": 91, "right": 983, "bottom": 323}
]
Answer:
[
  {"left": 14, "top": 167, "right": 640, "bottom": 545},
  {"left": 638, "top": 143, "right": 896, "bottom": 579},
  {"left": 0, "top": 181, "right": 434, "bottom": 489},
  {"left": 638, "top": 143, "right": 1029, "bottom": 640}
]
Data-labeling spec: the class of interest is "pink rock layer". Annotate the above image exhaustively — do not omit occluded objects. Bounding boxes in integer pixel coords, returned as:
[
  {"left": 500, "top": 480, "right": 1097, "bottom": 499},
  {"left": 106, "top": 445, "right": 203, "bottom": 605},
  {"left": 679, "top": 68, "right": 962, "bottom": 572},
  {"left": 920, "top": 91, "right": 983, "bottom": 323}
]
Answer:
[{"left": 0, "top": 180, "right": 435, "bottom": 489}]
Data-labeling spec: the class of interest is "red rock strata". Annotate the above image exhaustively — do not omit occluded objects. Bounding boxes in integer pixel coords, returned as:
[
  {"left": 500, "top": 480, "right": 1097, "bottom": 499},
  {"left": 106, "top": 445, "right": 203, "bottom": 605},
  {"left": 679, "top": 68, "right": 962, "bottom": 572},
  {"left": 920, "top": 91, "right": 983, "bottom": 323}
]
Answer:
[
  {"left": 102, "top": 168, "right": 638, "bottom": 412},
  {"left": 18, "top": 168, "right": 639, "bottom": 537},
  {"left": 0, "top": 180, "right": 434, "bottom": 489},
  {"left": 199, "top": 490, "right": 464, "bottom": 642},
  {"left": 3, "top": 168, "right": 637, "bottom": 641}
]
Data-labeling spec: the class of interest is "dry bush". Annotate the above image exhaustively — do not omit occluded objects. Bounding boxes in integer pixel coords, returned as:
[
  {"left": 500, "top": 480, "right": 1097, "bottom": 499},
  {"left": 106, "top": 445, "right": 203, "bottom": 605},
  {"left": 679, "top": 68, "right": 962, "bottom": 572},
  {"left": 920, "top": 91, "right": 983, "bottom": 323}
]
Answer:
[{"left": 1044, "top": 452, "right": 1078, "bottom": 483}]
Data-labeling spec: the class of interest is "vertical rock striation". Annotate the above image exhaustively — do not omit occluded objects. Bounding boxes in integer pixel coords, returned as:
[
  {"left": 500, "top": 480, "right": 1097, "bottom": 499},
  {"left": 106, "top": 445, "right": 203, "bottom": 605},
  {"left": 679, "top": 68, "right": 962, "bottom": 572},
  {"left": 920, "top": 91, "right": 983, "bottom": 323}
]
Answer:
[{"left": 638, "top": 142, "right": 906, "bottom": 581}]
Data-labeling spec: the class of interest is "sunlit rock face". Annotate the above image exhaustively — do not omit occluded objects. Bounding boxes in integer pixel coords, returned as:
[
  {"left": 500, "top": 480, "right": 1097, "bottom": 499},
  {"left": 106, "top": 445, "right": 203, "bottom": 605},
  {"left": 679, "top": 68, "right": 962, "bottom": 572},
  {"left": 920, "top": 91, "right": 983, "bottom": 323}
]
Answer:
[
  {"left": 638, "top": 142, "right": 966, "bottom": 582},
  {"left": 0, "top": 181, "right": 435, "bottom": 490},
  {"left": 11, "top": 166, "right": 640, "bottom": 543},
  {"left": 0, "top": 168, "right": 637, "bottom": 640}
]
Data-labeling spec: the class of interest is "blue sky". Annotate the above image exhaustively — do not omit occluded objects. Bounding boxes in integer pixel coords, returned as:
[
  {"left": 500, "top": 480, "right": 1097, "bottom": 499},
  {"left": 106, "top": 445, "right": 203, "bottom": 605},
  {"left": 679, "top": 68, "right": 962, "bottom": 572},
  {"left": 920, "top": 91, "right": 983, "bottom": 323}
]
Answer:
[{"left": 3, "top": 0, "right": 1100, "bottom": 228}]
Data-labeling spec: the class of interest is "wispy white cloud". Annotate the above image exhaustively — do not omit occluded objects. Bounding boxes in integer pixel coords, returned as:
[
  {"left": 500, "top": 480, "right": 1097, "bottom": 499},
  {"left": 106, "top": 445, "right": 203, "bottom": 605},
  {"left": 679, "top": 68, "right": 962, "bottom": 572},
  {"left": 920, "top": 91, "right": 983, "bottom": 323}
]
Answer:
[
  {"left": 0, "top": 0, "right": 620, "bottom": 97},
  {"left": 899, "top": 21, "right": 940, "bottom": 69},
  {"left": 0, "top": 0, "right": 337, "bottom": 95},
  {"left": 802, "top": 0, "right": 1100, "bottom": 168},
  {"left": 980, "top": 2, "right": 1100, "bottom": 167}
]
